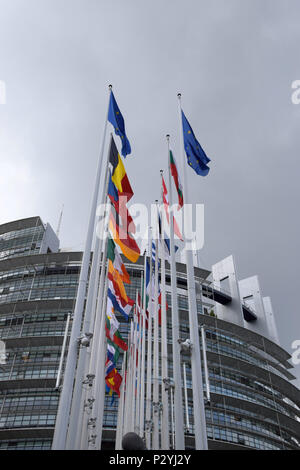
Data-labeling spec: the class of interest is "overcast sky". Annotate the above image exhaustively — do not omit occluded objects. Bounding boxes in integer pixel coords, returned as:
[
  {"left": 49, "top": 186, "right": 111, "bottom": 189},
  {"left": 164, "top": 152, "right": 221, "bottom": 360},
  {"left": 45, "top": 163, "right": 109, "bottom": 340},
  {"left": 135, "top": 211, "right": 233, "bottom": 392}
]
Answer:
[{"left": 0, "top": 0, "right": 299, "bottom": 385}]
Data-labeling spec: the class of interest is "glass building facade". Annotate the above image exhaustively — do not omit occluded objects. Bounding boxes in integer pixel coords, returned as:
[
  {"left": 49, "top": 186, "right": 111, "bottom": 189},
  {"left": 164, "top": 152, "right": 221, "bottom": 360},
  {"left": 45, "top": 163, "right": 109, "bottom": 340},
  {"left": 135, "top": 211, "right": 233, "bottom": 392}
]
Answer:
[{"left": 0, "top": 217, "right": 299, "bottom": 450}]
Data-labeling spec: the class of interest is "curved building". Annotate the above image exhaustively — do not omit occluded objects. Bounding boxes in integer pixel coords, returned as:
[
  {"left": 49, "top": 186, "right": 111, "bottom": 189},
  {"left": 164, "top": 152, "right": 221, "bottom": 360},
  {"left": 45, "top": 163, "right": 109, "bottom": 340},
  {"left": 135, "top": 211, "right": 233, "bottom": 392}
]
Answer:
[{"left": 0, "top": 217, "right": 299, "bottom": 450}]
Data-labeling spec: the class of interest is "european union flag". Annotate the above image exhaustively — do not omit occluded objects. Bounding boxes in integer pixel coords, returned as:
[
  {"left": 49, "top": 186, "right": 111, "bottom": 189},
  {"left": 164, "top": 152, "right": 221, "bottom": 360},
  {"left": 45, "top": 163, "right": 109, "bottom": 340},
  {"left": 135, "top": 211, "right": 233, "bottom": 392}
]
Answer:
[
  {"left": 108, "top": 91, "right": 131, "bottom": 157},
  {"left": 181, "top": 110, "right": 210, "bottom": 176}
]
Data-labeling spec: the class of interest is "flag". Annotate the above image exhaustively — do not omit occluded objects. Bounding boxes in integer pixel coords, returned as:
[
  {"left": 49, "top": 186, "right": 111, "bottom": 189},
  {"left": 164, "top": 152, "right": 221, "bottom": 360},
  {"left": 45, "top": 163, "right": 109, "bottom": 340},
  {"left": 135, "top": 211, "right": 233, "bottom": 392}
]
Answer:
[
  {"left": 109, "top": 209, "right": 140, "bottom": 263},
  {"left": 107, "top": 286, "right": 132, "bottom": 321},
  {"left": 163, "top": 235, "right": 178, "bottom": 259},
  {"left": 108, "top": 282, "right": 134, "bottom": 317},
  {"left": 105, "top": 368, "right": 122, "bottom": 397},
  {"left": 109, "top": 137, "right": 126, "bottom": 192},
  {"left": 108, "top": 186, "right": 136, "bottom": 235},
  {"left": 145, "top": 258, "right": 151, "bottom": 310},
  {"left": 108, "top": 261, "right": 129, "bottom": 307},
  {"left": 106, "top": 295, "right": 120, "bottom": 335},
  {"left": 152, "top": 240, "right": 160, "bottom": 270},
  {"left": 117, "top": 196, "right": 136, "bottom": 234},
  {"left": 136, "top": 292, "right": 148, "bottom": 329},
  {"left": 105, "top": 358, "right": 115, "bottom": 376},
  {"left": 108, "top": 167, "right": 134, "bottom": 233},
  {"left": 108, "top": 170, "right": 119, "bottom": 207},
  {"left": 107, "top": 236, "right": 130, "bottom": 284},
  {"left": 105, "top": 384, "right": 116, "bottom": 406},
  {"left": 109, "top": 137, "right": 134, "bottom": 200},
  {"left": 158, "top": 290, "right": 169, "bottom": 326},
  {"left": 105, "top": 317, "right": 128, "bottom": 351},
  {"left": 162, "top": 176, "right": 183, "bottom": 240},
  {"left": 108, "top": 91, "right": 131, "bottom": 158},
  {"left": 181, "top": 110, "right": 210, "bottom": 176},
  {"left": 158, "top": 212, "right": 179, "bottom": 261},
  {"left": 107, "top": 339, "right": 120, "bottom": 366},
  {"left": 169, "top": 150, "right": 184, "bottom": 208}
]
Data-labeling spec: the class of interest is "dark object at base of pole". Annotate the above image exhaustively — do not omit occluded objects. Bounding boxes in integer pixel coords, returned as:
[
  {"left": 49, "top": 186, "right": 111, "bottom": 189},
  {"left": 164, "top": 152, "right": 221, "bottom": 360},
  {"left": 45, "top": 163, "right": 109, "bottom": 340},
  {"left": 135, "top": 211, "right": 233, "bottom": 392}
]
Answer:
[{"left": 122, "top": 432, "right": 147, "bottom": 450}]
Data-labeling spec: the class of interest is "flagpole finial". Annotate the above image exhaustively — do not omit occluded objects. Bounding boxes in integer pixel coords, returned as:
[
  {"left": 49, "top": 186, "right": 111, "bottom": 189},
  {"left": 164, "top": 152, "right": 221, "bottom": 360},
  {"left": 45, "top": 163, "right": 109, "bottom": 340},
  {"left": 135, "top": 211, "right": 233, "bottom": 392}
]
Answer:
[
  {"left": 109, "top": 84, "right": 113, "bottom": 90},
  {"left": 166, "top": 134, "right": 170, "bottom": 141},
  {"left": 177, "top": 93, "right": 181, "bottom": 99},
  {"left": 160, "top": 169, "right": 163, "bottom": 175}
]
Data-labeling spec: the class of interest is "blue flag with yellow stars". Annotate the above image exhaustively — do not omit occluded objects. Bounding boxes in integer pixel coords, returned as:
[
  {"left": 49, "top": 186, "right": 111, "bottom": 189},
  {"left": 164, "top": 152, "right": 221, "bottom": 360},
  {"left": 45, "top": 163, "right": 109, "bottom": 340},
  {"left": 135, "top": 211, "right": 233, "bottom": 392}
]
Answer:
[
  {"left": 181, "top": 110, "right": 210, "bottom": 176},
  {"left": 108, "top": 91, "right": 131, "bottom": 157}
]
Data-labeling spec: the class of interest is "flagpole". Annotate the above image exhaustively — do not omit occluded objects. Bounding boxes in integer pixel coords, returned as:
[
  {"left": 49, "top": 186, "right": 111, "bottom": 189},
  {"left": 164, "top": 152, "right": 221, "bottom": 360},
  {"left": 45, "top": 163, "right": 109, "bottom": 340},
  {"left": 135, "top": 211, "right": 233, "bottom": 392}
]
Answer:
[
  {"left": 183, "top": 361, "right": 190, "bottom": 433},
  {"left": 177, "top": 93, "right": 208, "bottom": 450},
  {"left": 123, "top": 320, "right": 134, "bottom": 434},
  {"left": 152, "top": 201, "right": 160, "bottom": 450},
  {"left": 89, "top": 238, "right": 109, "bottom": 449},
  {"left": 159, "top": 173, "right": 170, "bottom": 450},
  {"left": 77, "top": 168, "right": 111, "bottom": 449},
  {"left": 67, "top": 162, "right": 110, "bottom": 449},
  {"left": 145, "top": 232, "right": 153, "bottom": 449},
  {"left": 201, "top": 325, "right": 210, "bottom": 403},
  {"left": 115, "top": 350, "right": 126, "bottom": 449},
  {"left": 135, "top": 288, "right": 141, "bottom": 434},
  {"left": 122, "top": 324, "right": 132, "bottom": 435},
  {"left": 80, "top": 237, "right": 108, "bottom": 449},
  {"left": 52, "top": 85, "right": 112, "bottom": 450},
  {"left": 167, "top": 135, "right": 185, "bottom": 450},
  {"left": 139, "top": 252, "right": 147, "bottom": 438},
  {"left": 132, "top": 289, "right": 141, "bottom": 434},
  {"left": 127, "top": 318, "right": 136, "bottom": 432},
  {"left": 170, "top": 385, "right": 175, "bottom": 449}
]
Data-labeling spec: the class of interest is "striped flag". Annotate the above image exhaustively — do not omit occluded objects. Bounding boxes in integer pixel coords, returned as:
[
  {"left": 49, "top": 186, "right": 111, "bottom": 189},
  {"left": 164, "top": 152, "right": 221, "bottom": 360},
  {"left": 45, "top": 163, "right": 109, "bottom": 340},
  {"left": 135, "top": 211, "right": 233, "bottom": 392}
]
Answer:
[
  {"left": 109, "top": 208, "right": 140, "bottom": 263},
  {"left": 107, "top": 236, "right": 130, "bottom": 284},
  {"left": 109, "top": 136, "right": 133, "bottom": 199},
  {"left": 170, "top": 150, "right": 184, "bottom": 209},
  {"left": 162, "top": 176, "right": 183, "bottom": 240},
  {"left": 105, "top": 317, "right": 128, "bottom": 351}
]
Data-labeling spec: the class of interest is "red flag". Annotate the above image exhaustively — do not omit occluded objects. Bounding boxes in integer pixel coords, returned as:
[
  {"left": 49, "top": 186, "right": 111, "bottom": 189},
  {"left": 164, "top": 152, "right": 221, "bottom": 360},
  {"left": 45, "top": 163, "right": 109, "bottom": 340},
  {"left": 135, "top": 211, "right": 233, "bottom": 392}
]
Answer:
[{"left": 105, "top": 368, "right": 122, "bottom": 397}]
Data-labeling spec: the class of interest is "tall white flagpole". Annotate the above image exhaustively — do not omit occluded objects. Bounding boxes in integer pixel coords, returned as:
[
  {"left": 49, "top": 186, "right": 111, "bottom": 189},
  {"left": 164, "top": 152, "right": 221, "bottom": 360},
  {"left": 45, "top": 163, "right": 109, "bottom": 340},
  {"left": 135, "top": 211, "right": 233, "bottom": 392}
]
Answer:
[
  {"left": 134, "top": 292, "right": 142, "bottom": 434},
  {"left": 129, "top": 304, "right": 138, "bottom": 432},
  {"left": 177, "top": 93, "right": 208, "bottom": 450},
  {"left": 77, "top": 169, "right": 111, "bottom": 449},
  {"left": 67, "top": 163, "right": 110, "bottom": 449},
  {"left": 115, "top": 350, "right": 126, "bottom": 450},
  {"left": 167, "top": 135, "right": 185, "bottom": 450},
  {"left": 135, "top": 288, "right": 141, "bottom": 434},
  {"left": 170, "top": 385, "right": 175, "bottom": 449},
  {"left": 52, "top": 85, "right": 112, "bottom": 450},
  {"left": 139, "top": 252, "right": 147, "bottom": 438},
  {"left": 183, "top": 361, "right": 190, "bottom": 433},
  {"left": 89, "top": 239, "right": 110, "bottom": 450},
  {"left": 130, "top": 310, "right": 139, "bottom": 435},
  {"left": 201, "top": 325, "right": 210, "bottom": 403},
  {"left": 152, "top": 201, "right": 160, "bottom": 450},
  {"left": 159, "top": 173, "right": 170, "bottom": 450},
  {"left": 145, "top": 232, "right": 153, "bottom": 449},
  {"left": 80, "top": 240, "right": 108, "bottom": 449},
  {"left": 122, "top": 327, "right": 131, "bottom": 437},
  {"left": 123, "top": 320, "right": 134, "bottom": 434}
]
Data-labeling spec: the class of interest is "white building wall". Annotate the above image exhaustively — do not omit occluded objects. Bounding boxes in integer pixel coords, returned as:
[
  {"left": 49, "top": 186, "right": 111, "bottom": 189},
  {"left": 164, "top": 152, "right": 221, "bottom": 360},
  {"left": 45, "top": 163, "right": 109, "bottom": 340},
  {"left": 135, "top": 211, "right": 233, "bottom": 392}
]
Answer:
[
  {"left": 40, "top": 223, "right": 59, "bottom": 254},
  {"left": 263, "top": 296, "right": 280, "bottom": 345},
  {"left": 212, "top": 255, "right": 244, "bottom": 326},
  {"left": 238, "top": 275, "right": 270, "bottom": 338}
]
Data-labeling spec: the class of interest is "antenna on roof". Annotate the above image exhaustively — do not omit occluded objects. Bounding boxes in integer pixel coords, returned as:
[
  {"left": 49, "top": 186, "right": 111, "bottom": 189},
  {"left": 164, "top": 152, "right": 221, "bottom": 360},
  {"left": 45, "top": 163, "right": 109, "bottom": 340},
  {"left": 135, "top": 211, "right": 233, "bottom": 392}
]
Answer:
[{"left": 56, "top": 204, "right": 64, "bottom": 238}]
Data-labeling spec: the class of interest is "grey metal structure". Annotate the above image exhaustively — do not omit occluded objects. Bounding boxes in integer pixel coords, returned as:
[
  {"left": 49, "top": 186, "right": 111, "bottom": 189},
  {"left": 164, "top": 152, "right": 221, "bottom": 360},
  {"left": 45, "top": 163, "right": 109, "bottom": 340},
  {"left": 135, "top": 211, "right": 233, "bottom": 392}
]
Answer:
[{"left": 0, "top": 217, "right": 299, "bottom": 450}]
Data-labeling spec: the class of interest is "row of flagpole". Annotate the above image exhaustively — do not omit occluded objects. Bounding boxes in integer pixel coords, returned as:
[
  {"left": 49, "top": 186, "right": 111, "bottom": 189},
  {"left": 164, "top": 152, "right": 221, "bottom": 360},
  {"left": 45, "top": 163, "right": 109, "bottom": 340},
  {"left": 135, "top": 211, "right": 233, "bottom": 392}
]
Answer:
[
  {"left": 52, "top": 86, "right": 112, "bottom": 450},
  {"left": 52, "top": 85, "right": 210, "bottom": 450}
]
